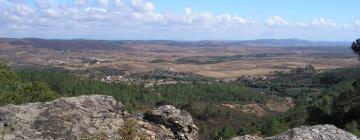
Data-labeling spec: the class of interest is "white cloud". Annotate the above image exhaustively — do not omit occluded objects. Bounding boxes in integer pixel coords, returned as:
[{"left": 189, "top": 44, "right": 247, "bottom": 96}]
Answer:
[
  {"left": 341, "top": 24, "right": 351, "bottom": 30},
  {"left": 114, "top": 0, "right": 124, "bottom": 7},
  {"left": 4, "top": 0, "right": 24, "bottom": 4},
  {"left": 266, "top": 16, "right": 289, "bottom": 26},
  {"left": 75, "top": 0, "right": 88, "bottom": 6},
  {"left": 35, "top": 0, "right": 50, "bottom": 9},
  {"left": 296, "top": 22, "right": 308, "bottom": 27},
  {"left": 97, "top": 0, "right": 109, "bottom": 6},
  {"left": 180, "top": 8, "right": 254, "bottom": 26},
  {"left": 311, "top": 18, "right": 337, "bottom": 28},
  {"left": 8, "top": 24, "right": 28, "bottom": 29},
  {"left": 344, "top": 20, "right": 360, "bottom": 29},
  {"left": 184, "top": 7, "right": 192, "bottom": 16},
  {"left": 0, "top": 0, "right": 356, "bottom": 40},
  {"left": 131, "top": 0, "right": 155, "bottom": 12},
  {"left": 218, "top": 14, "right": 254, "bottom": 25},
  {"left": 295, "top": 18, "right": 338, "bottom": 29},
  {"left": 85, "top": 7, "right": 107, "bottom": 13},
  {"left": 11, "top": 4, "right": 35, "bottom": 17},
  {"left": 355, "top": 20, "right": 360, "bottom": 27},
  {"left": 42, "top": 8, "right": 60, "bottom": 18}
]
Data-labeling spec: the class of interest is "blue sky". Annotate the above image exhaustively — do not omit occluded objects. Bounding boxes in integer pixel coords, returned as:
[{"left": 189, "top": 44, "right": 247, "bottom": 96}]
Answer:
[
  {"left": 151, "top": 0, "right": 353, "bottom": 20},
  {"left": 0, "top": 0, "right": 359, "bottom": 41}
]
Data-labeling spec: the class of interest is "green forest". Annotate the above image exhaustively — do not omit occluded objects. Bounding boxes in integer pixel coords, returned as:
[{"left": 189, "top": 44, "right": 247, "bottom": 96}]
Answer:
[{"left": 1, "top": 62, "right": 360, "bottom": 139}]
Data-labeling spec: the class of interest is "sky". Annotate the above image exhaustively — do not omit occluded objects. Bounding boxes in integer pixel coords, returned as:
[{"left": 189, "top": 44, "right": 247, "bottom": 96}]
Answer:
[{"left": 0, "top": 0, "right": 359, "bottom": 41}]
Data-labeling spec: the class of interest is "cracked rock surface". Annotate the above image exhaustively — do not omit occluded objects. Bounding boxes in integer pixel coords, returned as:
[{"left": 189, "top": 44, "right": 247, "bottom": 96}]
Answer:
[{"left": 0, "top": 95, "right": 198, "bottom": 140}]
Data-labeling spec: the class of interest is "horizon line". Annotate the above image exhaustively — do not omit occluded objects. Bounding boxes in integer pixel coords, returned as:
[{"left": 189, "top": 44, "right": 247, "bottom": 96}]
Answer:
[{"left": 0, "top": 37, "right": 354, "bottom": 42}]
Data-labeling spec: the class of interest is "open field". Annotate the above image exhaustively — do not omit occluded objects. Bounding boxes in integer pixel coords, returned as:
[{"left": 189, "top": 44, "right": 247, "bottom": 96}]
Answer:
[{"left": 0, "top": 38, "right": 357, "bottom": 79}]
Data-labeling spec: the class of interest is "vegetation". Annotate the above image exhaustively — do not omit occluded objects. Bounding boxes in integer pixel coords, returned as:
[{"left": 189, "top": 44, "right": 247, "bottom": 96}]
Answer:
[
  {"left": 0, "top": 63, "right": 56, "bottom": 105},
  {"left": 174, "top": 53, "right": 286, "bottom": 65},
  {"left": 236, "top": 64, "right": 360, "bottom": 137},
  {"left": 352, "top": 38, "right": 360, "bottom": 59},
  {"left": 211, "top": 124, "right": 237, "bottom": 140},
  {"left": 128, "top": 70, "right": 211, "bottom": 82},
  {"left": 2, "top": 61, "right": 360, "bottom": 138},
  {"left": 237, "top": 38, "right": 360, "bottom": 137},
  {"left": 118, "top": 119, "right": 147, "bottom": 140},
  {"left": 81, "top": 119, "right": 147, "bottom": 140},
  {"left": 230, "top": 37, "right": 360, "bottom": 137},
  {"left": 2, "top": 60, "right": 360, "bottom": 138},
  {"left": 0, "top": 38, "right": 360, "bottom": 139},
  {"left": 0, "top": 61, "right": 281, "bottom": 139},
  {"left": 175, "top": 57, "right": 221, "bottom": 64}
]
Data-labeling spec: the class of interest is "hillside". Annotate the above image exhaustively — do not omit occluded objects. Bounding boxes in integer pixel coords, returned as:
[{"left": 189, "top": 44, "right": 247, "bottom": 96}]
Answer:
[
  {"left": 0, "top": 0, "right": 359, "bottom": 139},
  {"left": 1, "top": 58, "right": 360, "bottom": 139},
  {"left": 1, "top": 95, "right": 358, "bottom": 140},
  {"left": 0, "top": 38, "right": 359, "bottom": 140}
]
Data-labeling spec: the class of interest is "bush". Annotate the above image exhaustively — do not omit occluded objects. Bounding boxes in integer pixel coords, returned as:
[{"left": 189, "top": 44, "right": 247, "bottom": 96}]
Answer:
[
  {"left": 345, "top": 120, "right": 360, "bottom": 137},
  {"left": 118, "top": 119, "right": 147, "bottom": 140},
  {"left": 20, "top": 82, "right": 57, "bottom": 102},
  {"left": 211, "top": 125, "right": 237, "bottom": 140}
]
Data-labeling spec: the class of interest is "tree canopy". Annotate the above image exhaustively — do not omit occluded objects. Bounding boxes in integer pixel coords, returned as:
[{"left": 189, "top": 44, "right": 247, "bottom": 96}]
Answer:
[{"left": 351, "top": 38, "right": 360, "bottom": 59}]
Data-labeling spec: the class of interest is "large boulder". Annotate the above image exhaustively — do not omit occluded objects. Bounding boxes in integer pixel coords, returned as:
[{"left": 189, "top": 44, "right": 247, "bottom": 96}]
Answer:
[
  {"left": 144, "top": 105, "right": 199, "bottom": 140},
  {"left": 0, "top": 95, "right": 199, "bottom": 140},
  {"left": 231, "top": 124, "right": 359, "bottom": 140},
  {"left": 266, "top": 124, "right": 359, "bottom": 140},
  {"left": 0, "top": 95, "right": 127, "bottom": 140}
]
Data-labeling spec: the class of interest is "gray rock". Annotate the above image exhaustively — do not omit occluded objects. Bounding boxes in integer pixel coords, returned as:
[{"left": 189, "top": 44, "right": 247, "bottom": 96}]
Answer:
[
  {"left": 0, "top": 95, "right": 199, "bottom": 140},
  {"left": 1, "top": 95, "right": 356, "bottom": 140},
  {"left": 231, "top": 135, "right": 263, "bottom": 140},
  {"left": 232, "top": 124, "right": 359, "bottom": 140},
  {"left": 266, "top": 124, "right": 359, "bottom": 140},
  {"left": 144, "top": 105, "right": 199, "bottom": 140},
  {"left": 0, "top": 95, "right": 127, "bottom": 140}
]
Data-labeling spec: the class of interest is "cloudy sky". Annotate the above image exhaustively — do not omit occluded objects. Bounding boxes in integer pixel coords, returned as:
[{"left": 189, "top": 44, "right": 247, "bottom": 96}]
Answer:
[{"left": 0, "top": 0, "right": 359, "bottom": 41}]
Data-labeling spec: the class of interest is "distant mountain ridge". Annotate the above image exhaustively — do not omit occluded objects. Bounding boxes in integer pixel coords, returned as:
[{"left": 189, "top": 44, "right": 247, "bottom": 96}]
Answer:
[
  {"left": 236, "top": 39, "right": 351, "bottom": 47},
  {"left": 0, "top": 38, "right": 351, "bottom": 49}
]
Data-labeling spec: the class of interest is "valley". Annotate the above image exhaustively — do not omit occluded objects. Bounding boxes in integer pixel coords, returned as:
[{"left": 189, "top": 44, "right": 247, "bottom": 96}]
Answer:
[
  {"left": 1, "top": 38, "right": 360, "bottom": 139},
  {"left": 0, "top": 38, "right": 356, "bottom": 80},
  {"left": 1, "top": 0, "right": 359, "bottom": 139}
]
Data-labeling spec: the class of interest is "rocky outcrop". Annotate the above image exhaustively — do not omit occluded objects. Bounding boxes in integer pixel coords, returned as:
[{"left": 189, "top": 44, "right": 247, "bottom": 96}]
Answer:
[
  {"left": 0, "top": 95, "right": 127, "bottom": 140},
  {"left": 266, "top": 124, "right": 359, "bottom": 140},
  {"left": 232, "top": 124, "right": 359, "bottom": 140},
  {"left": 144, "top": 105, "right": 198, "bottom": 140},
  {"left": 1, "top": 95, "right": 358, "bottom": 140},
  {"left": 0, "top": 95, "right": 198, "bottom": 140}
]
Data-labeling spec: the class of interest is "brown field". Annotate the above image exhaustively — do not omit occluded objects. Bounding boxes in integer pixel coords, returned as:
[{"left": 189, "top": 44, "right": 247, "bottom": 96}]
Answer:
[{"left": 0, "top": 40, "right": 357, "bottom": 79}]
